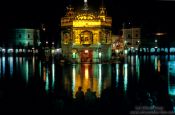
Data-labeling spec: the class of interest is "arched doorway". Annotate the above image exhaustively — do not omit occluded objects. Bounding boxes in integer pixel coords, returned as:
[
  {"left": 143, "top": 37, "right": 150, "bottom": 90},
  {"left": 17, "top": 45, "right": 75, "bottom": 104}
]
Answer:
[{"left": 81, "top": 49, "right": 93, "bottom": 63}]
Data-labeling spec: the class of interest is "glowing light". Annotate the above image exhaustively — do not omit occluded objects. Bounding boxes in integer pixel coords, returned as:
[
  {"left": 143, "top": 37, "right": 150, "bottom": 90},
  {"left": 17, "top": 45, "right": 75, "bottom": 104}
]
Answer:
[
  {"left": 72, "top": 52, "right": 76, "bottom": 58},
  {"left": 2, "top": 57, "right": 5, "bottom": 77},
  {"left": 124, "top": 49, "right": 128, "bottom": 54},
  {"left": 43, "top": 66, "right": 46, "bottom": 81},
  {"left": 56, "top": 48, "right": 61, "bottom": 53},
  {"left": 155, "top": 56, "right": 158, "bottom": 71},
  {"left": 45, "top": 65, "right": 49, "bottom": 93},
  {"left": 155, "top": 39, "right": 158, "bottom": 43},
  {"left": 32, "top": 57, "right": 35, "bottom": 74},
  {"left": 136, "top": 55, "right": 140, "bottom": 81},
  {"left": 25, "top": 59, "right": 29, "bottom": 83},
  {"left": 115, "top": 50, "right": 119, "bottom": 53},
  {"left": 116, "top": 64, "right": 119, "bottom": 87},
  {"left": 98, "top": 64, "right": 102, "bottom": 96},
  {"left": 52, "top": 63, "right": 55, "bottom": 89},
  {"left": 168, "top": 61, "right": 175, "bottom": 96},
  {"left": 158, "top": 60, "right": 161, "bottom": 72},
  {"left": 72, "top": 64, "right": 76, "bottom": 98},
  {"left": 23, "top": 49, "right": 26, "bottom": 53},
  {"left": 19, "top": 49, "right": 22, "bottom": 52},
  {"left": 99, "top": 52, "right": 101, "bottom": 58},
  {"left": 73, "top": 20, "right": 101, "bottom": 27},
  {"left": 9, "top": 57, "right": 13, "bottom": 77},
  {"left": 123, "top": 64, "right": 128, "bottom": 92},
  {"left": 51, "top": 49, "right": 55, "bottom": 54},
  {"left": 2, "top": 49, "right": 5, "bottom": 52},
  {"left": 155, "top": 32, "right": 166, "bottom": 36},
  {"left": 85, "top": 64, "right": 89, "bottom": 79},
  {"left": 131, "top": 56, "right": 134, "bottom": 76},
  {"left": 85, "top": 50, "right": 88, "bottom": 53},
  {"left": 8, "top": 49, "right": 14, "bottom": 53},
  {"left": 15, "top": 49, "right": 18, "bottom": 53}
]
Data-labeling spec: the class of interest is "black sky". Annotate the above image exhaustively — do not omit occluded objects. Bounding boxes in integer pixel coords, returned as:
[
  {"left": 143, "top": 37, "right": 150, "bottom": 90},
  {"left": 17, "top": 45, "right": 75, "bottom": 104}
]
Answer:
[{"left": 0, "top": 0, "right": 175, "bottom": 37}]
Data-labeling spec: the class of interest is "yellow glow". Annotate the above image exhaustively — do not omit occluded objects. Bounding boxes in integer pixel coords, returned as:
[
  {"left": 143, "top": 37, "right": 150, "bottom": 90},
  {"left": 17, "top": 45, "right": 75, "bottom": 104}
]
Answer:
[
  {"left": 76, "top": 14, "right": 95, "bottom": 20},
  {"left": 158, "top": 60, "right": 161, "bottom": 72},
  {"left": 73, "top": 29, "right": 100, "bottom": 45},
  {"left": 73, "top": 20, "right": 101, "bottom": 27},
  {"left": 85, "top": 64, "right": 89, "bottom": 79},
  {"left": 155, "top": 32, "right": 166, "bottom": 36},
  {"left": 43, "top": 66, "right": 46, "bottom": 81}
]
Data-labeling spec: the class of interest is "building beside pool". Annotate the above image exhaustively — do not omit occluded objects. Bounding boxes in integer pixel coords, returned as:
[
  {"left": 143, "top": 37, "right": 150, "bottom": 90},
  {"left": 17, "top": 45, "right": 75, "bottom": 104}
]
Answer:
[
  {"left": 0, "top": 28, "right": 40, "bottom": 55},
  {"left": 61, "top": 0, "right": 112, "bottom": 63}
]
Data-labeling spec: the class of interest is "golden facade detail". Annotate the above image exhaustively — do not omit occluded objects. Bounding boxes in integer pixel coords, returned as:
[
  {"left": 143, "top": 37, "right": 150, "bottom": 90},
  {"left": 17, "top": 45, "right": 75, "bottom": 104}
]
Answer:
[{"left": 61, "top": 3, "right": 112, "bottom": 63}]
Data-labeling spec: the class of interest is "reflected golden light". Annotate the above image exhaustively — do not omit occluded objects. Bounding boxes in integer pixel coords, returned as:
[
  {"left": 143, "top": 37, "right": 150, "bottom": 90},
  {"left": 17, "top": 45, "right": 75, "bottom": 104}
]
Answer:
[
  {"left": 158, "top": 60, "right": 161, "bottom": 72},
  {"left": 32, "top": 57, "right": 35, "bottom": 74},
  {"left": 43, "top": 66, "right": 46, "bottom": 81},
  {"left": 155, "top": 56, "right": 158, "bottom": 70},
  {"left": 85, "top": 64, "right": 89, "bottom": 79}
]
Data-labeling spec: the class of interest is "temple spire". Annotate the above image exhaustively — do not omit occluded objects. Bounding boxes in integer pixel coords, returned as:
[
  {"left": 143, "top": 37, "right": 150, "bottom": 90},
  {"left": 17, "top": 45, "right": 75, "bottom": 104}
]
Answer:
[
  {"left": 99, "top": 0, "right": 106, "bottom": 16},
  {"left": 83, "top": 0, "right": 88, "bottom": 10}
]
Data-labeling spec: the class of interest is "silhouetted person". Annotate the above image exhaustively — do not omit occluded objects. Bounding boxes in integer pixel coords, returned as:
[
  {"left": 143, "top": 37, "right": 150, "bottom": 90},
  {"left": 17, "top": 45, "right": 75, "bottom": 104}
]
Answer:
[
  {"left": 85, "top": 88, "right": 97, "bottom": 112},
  {"left": 75, "top": 86, "right": 85, "bottom": 112},
  {"left": 75, "top": 87, "right": 84, "bottom": 101}
]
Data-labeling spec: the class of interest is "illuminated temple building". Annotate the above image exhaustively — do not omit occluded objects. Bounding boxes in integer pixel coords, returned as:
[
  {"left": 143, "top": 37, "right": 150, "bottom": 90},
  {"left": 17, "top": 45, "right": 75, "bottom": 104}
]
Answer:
[{"left": 61, "top": 0, "right": 112, "bottom": 63}]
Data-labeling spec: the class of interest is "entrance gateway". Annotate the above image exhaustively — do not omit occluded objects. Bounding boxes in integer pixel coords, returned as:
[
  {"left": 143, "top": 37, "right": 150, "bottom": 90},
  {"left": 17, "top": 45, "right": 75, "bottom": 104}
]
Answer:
[{"left": 81, "top": 49, "right": 93, "bottom": 63}]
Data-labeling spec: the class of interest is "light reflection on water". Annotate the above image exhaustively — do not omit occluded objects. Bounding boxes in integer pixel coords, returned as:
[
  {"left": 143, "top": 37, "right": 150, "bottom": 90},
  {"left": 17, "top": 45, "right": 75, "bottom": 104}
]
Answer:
[
  {"left": 8, "top": 57, "right": 13, "bottom": 77},
  {"left": 123, "top": 63, "right": 128, "bottom": 92},
  {"left": 71, "top": 64, "right": 111, "bottom": 98},
  {"left": 168, "top": 61, "right": 175, "bottom": 96},
  {"left": 2, "top": 56, "right": 5, "bottom": 77},
  {"left": 0, "top": 55, "right": 175, "bottom": 105}
]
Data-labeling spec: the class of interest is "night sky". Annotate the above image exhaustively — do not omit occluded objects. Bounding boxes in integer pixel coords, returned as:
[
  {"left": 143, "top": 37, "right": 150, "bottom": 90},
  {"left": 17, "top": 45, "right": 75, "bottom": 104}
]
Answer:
[{"left": 0, "top": 0, "right": 175, "bottom": 39}]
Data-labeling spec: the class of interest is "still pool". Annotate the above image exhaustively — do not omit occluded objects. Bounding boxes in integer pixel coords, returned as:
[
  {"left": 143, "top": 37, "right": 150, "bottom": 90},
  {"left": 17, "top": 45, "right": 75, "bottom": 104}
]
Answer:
[{"left": 0, "top": 55, "right": 175, "bottom": 114}]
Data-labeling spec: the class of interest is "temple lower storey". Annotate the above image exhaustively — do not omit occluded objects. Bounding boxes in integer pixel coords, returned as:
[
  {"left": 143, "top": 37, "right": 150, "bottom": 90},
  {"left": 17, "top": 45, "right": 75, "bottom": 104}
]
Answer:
[{"left": 62, "top": 44, "right": 111, "bottom": 63}]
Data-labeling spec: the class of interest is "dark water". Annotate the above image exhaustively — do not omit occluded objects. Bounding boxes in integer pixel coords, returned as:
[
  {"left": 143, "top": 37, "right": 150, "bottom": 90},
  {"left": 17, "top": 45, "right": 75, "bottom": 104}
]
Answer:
[{"left": 0, "top": 55, "right": 175, "bottom": 114}]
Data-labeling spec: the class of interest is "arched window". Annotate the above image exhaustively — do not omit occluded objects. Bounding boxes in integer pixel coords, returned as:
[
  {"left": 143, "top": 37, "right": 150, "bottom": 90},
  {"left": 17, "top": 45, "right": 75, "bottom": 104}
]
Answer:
[{"left": 80, "top": 30, "right": 93, "bottom": 45}]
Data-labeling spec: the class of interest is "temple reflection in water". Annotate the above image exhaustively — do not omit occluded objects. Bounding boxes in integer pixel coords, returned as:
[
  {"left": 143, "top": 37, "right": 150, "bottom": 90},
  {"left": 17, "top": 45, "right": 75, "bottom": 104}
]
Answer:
[{"left": 0, "top": 55, "right": 175, "bottom": 113}]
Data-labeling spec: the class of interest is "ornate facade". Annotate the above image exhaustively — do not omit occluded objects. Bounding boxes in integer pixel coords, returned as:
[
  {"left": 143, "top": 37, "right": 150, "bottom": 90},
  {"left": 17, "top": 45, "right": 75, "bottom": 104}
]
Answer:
[{"left": 61, "top": 0, "right": 112, "bottom": 63}]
